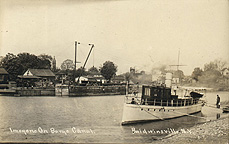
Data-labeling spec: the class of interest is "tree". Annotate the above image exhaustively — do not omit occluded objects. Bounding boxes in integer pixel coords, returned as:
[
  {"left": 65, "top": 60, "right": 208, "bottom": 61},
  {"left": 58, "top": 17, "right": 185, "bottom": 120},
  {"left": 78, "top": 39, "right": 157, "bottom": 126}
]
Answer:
[
  {"left": 88, "top": 66, "right": 99, "bottom": 73},
  {"left": 0, "top": 53, "right": 51, "bottom": 80},
  {"left": 199, "top": 70, "right": 221, "bottom": 84},
  {"left": 75, "top": 67, "right": 88, "bottom": 77},
  {"left": 191, "top": 67, "right": 203, "bottom": 81},
  {"left": 173, "top": 70, "right": 185, "bottom": 79},
  {"left": 16, "top": 53, "right": 50, "bottom": 69},
  {"left": 0, "top": 53, "right": 16, "bottom": 66},
  {"left": 88, "top": 66, "right": 99, "bottom": 75},
  {"left": 0, "top": 53, "right": 22, "bottom": 80},
  {"left": 199, "top": 59, "right": 226, "bottom": 84},
  {"left": 203, "top": 59, "right": 227, "bottom": 72},
  {"left": 38, "top": 54, "right": 53, "bottom": 63},
  {"left": 204, "top": 62, "right": 218, "bottom": 72},
  {"left": 38, "top": 54, "right": 53, "bottom": 69},
  {"left": 60, "top": 59, "right": 74, "bottom": 71},
  {"left": 213, "top": 59, "right": 227, "bottom": 72},
  {"left": 100, "top": 61, "right": 117, "bottom": 82}
]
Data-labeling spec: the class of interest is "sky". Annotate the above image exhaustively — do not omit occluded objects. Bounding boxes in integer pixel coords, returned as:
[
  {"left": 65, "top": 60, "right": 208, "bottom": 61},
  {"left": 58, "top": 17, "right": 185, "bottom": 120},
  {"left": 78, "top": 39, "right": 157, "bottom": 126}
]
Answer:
[{"left": 0, "top": 0, "right": 228, "bottom": 75}]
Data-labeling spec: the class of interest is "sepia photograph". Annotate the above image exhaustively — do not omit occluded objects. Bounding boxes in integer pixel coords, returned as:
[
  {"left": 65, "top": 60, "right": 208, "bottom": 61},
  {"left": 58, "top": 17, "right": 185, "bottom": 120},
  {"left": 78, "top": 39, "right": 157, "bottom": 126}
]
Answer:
[{"left": 0, "top": 0, "right": 228, "bottom": 143}]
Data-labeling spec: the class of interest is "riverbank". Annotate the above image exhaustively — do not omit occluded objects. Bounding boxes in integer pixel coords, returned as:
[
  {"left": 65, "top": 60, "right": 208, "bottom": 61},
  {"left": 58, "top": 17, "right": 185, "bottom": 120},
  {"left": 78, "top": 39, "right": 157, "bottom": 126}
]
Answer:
[
  {"left": 183, "top": 83, "right": 229, "bottom": 92},
  {"left": 157, "top": 116, "right": 228, "bottom": 144}
]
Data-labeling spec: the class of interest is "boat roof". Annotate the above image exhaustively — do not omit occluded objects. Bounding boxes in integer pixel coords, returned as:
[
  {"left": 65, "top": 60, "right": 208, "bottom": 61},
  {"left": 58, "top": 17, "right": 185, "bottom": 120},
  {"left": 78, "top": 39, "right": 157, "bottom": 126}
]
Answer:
[{"left": 179, "top": 86, "right": 212, "bottom": 90}]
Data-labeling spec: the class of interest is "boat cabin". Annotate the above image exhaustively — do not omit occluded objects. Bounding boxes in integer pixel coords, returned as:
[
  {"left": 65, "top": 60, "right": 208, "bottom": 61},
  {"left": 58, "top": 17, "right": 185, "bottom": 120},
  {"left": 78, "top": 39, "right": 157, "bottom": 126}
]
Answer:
[
  {"left": 140, "top": 85, "right": 202, "bottom": 107},
  {"left": 141, "top": 85, "right": 174, "bottom": 100}
]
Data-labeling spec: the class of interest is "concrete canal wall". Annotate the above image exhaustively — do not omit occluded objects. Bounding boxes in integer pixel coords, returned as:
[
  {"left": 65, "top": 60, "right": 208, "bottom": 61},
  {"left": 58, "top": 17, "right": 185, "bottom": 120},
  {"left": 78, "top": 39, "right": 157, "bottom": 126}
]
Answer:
[
  {"left": 16, "top": 88, "right": 55, "bottom": 96},
  {"left": 15, "top": 85, "right": 128, "bottom": 96},
  {"left": 68, "top": 85, "right": 126, "bottom": 96}
]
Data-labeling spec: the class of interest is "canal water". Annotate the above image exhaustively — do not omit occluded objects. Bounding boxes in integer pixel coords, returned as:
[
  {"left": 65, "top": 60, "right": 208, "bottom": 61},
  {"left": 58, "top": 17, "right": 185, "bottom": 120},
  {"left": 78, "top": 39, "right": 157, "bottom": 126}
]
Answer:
[{"left": 0, "top": 91, "right": 228, "bottom": 143}]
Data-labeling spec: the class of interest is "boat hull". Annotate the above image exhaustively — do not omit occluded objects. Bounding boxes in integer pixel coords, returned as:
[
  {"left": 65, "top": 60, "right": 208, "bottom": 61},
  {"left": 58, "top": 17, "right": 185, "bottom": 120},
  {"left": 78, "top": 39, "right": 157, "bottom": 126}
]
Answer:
[{"left": 121, "top": 103, "right": 203, "bottom": 125}]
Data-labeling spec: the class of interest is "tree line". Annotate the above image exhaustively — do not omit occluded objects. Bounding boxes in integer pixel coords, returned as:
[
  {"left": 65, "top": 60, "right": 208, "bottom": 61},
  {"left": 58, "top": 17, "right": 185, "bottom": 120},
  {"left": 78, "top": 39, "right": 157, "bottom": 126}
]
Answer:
[
  {"left": 0, "top": 53, "right": 53, "bottom": 80},
  {"left": 190, "top": 59, "right": 228, "bottom": 90},
  {"left": 0, "top": 52, "right": 228, "bottom": 89},
  {"left": 59, "top": 59, "right": 117, "bottom": 83},
  {"left": 0, "top": 52, "right": 118, "bottom": 83}
]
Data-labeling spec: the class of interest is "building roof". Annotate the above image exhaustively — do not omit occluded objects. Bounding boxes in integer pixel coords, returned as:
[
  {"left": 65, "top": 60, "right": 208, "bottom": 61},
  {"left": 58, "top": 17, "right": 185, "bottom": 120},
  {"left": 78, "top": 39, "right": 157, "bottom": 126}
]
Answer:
[
  {"left": 0, "top": 68, "right": 9, "bottom": 74},
  {"left": 55, "top": 70, "right": 68, "bottom": 75},
  {"left": 222, "top": 68, "right": 229, "bottom": 71},
  {"left": 112, "top": 75, "right": 125, "bottom": 81},
  {"left": 18, "top": 75, "right": 41, "bottom": 79},
  {"left": 27, "top": 69, "right": 55, "bottom": 77}
]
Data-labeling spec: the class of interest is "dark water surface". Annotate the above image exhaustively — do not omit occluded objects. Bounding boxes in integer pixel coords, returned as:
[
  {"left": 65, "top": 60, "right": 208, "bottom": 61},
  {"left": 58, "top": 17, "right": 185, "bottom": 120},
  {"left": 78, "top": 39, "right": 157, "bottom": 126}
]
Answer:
[{"left": 0, "top": 92, "right": 228, "bottom": 143}]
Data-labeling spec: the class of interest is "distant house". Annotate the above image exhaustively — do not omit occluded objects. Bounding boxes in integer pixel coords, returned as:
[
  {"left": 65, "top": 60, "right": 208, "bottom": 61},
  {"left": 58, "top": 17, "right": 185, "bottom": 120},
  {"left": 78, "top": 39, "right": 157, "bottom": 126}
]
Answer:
[
  {"left": 111, "top": 75, "right": 125, "bottom": 83},
  {"left": 76, "top": 76, "right": 90, "bottom": 84},
  {"left": 130, "top": 67, "right": 146, "bottom": 78},
  {"left": 172, "top": 78, "right": 180, "bottom": 84},
  {"left": 55, "top": 70, "right": 68, "bottom": 83},
  {"left": 222, "top": 68, "right": 229, "bottom": 77},
  {"left": 76, "top": 75, "right": 106, "bottom": 85},
  {"left": 93, "top": 75, "right": 106, "bottom": 84},
  {"left": 0, "top": 68, "right": 9, "bottom": 84}
]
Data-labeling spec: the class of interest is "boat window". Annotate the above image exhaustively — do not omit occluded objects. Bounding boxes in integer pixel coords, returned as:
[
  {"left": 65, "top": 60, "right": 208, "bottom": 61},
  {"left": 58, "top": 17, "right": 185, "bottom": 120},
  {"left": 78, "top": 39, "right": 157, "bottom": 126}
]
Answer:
[
  {"left": 154, "top": 89, "right": 158, "bottom": 96},
  {"left": 144, "top": 88, "right": 151, "bottom": 96}
]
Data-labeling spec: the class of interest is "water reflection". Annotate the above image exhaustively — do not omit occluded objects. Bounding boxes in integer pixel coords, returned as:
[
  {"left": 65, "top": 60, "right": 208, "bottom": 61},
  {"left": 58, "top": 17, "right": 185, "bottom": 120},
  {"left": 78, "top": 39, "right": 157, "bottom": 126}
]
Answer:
[
  {"left": 0, "top": 91, "right": 228, "bottom": 143},
  {"left": 123, "top": 112, "right": 205, "bottom": 129},
  {"left": 216, "top": 113, "right": 220, "bottom": 119}
]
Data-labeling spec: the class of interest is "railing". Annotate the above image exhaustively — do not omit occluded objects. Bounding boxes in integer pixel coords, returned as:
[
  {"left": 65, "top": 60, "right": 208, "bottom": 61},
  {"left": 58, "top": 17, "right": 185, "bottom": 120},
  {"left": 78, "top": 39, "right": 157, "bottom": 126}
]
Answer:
[{"left": 126, "top": 95, "right": 202, "bottom": 107}]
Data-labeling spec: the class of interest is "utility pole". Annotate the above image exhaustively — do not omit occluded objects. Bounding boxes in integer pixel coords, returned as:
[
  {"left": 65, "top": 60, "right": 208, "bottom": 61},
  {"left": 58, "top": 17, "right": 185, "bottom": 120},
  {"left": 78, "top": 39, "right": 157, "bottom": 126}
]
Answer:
[
  {"left": 74, "top": 41, "right": 80, "bottom": 85},
  {"left": 169, "top": 48, "right": 186, "bottom": 86},
  {"left": 76, "top": 44, "right": 94, "bottom": 84},
  {"left": 82, "top": 44, "right": 94, "bottom": 69}
]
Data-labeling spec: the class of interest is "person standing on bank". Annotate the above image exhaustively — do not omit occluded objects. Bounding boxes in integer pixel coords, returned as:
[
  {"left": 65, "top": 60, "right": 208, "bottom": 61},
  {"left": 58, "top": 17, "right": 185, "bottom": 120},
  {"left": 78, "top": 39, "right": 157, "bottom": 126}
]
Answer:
[
  {"left": 131, "top": 98, "right": 136, "bottom": 104},
  {"left": 216, "top": 95, "right": 220, "bottom": 108}
]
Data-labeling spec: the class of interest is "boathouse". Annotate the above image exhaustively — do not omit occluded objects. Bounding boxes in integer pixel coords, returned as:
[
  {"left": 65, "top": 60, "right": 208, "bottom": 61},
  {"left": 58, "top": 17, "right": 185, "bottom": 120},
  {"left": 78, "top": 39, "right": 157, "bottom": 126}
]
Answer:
[
  {"left": 17, "top": 69, "right": 55, "bottom": 96},
  {"left": 24, "top": 69, "right": 55, "bottom": 80},
  {"left": 18, "top": 69, "right": 55, "bottom": 88}
]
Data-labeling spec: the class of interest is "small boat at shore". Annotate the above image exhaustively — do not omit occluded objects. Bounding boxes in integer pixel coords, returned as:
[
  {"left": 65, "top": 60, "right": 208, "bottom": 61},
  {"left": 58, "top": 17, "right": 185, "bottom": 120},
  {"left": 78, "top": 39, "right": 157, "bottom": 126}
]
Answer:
[
  {"left": 223, "top": 106, "right": 229, "bottom": 113},
  {"left": 121, "top": 85, "right": 205, "bottom": 125}
]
